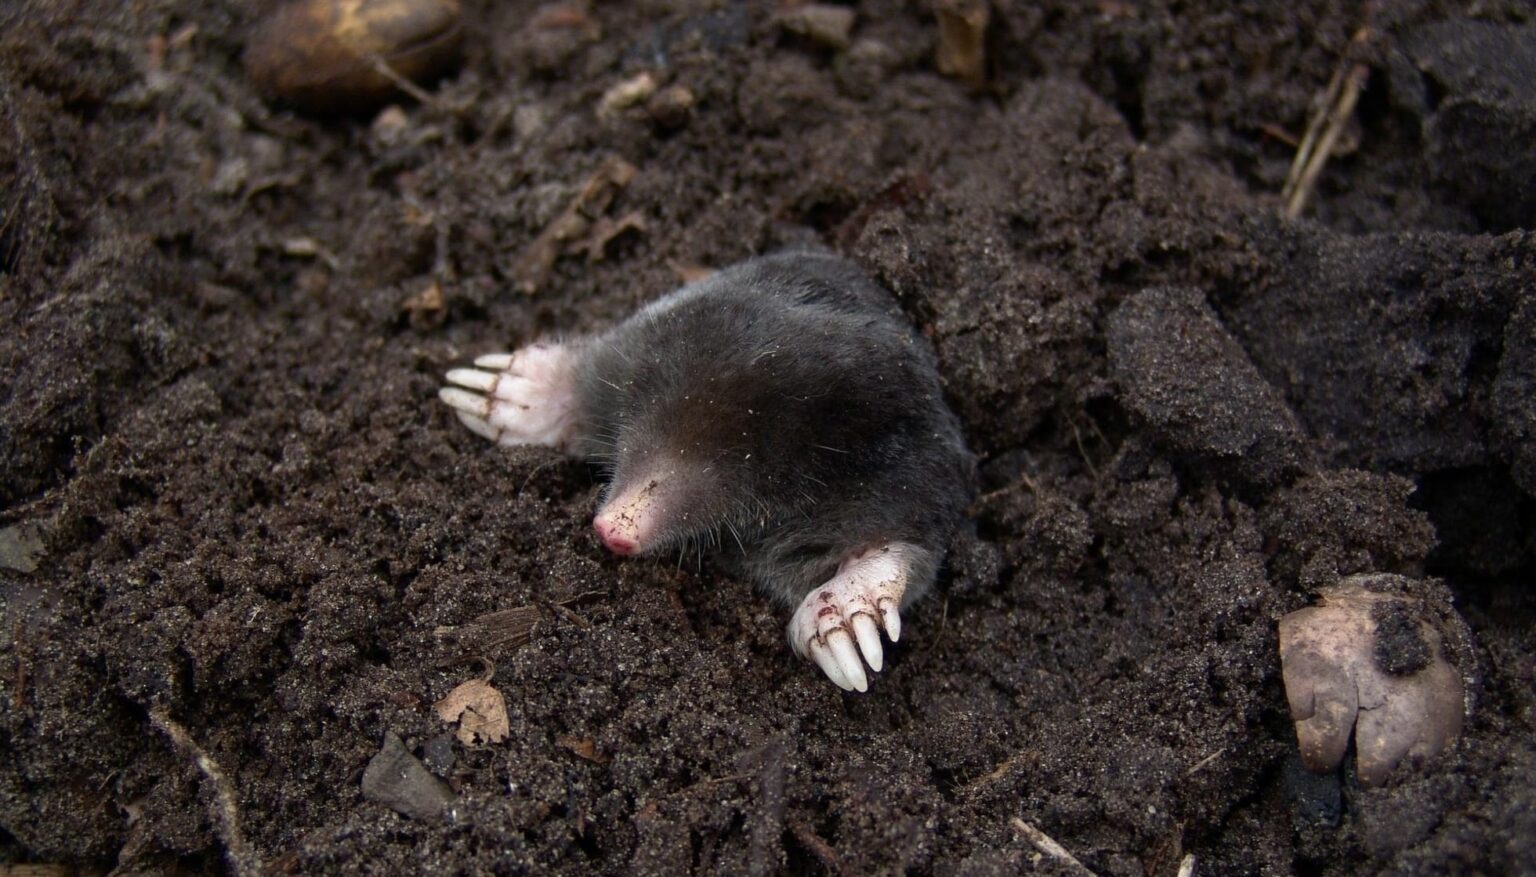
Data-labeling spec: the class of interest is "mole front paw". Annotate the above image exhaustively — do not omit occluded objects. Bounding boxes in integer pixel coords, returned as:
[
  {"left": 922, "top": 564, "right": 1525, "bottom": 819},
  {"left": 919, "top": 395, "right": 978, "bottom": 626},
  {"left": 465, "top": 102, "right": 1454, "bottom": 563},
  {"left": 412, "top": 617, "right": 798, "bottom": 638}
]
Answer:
[
  {"left": 1278, "top": 575, "right": 1466, "bottom": 787},
  {"left": 788, "top": 544, "right": 916, "bottom": 692},
  {"left": 439, "top": 343, "right": 578, "bottom": 449}
]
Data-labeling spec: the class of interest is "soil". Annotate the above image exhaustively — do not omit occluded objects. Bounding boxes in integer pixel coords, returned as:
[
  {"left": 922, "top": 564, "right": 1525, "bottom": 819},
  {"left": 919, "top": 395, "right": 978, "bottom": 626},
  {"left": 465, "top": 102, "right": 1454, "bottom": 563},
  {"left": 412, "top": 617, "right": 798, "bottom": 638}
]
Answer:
[{"left": 2, "top": 1, "right": 1534, "bottom": 875}]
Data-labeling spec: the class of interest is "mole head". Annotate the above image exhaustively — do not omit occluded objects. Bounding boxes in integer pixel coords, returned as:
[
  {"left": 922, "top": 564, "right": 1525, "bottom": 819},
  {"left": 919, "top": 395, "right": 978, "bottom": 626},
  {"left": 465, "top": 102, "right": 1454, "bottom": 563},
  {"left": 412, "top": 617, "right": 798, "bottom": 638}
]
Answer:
[
  {"left": 585, "top": 345, "right": 805, "bottom": 558},
  {"left": 590, "top": 446, "right": 740, "bottom": 557}
]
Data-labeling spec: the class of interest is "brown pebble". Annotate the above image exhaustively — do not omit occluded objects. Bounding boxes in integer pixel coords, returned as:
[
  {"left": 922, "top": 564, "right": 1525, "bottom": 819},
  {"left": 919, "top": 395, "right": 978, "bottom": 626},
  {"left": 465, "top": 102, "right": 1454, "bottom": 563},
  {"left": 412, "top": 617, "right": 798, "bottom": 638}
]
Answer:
[
  {"left": 245, "top": 0, "right": 463, "bottom": 113},
  {"left": 778, "top": 4, "right": 856, "bottom": 51},
  {"left": 646, "top": 84, "right": 696, "bottom": 129}
]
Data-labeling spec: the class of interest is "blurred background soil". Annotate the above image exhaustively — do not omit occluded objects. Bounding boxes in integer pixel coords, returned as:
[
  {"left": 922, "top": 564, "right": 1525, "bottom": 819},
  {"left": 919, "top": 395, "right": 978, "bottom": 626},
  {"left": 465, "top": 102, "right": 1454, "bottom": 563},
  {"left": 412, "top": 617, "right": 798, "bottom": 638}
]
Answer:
[{"left": 1, "top": 0, "right": 1533, "bottom": 874}]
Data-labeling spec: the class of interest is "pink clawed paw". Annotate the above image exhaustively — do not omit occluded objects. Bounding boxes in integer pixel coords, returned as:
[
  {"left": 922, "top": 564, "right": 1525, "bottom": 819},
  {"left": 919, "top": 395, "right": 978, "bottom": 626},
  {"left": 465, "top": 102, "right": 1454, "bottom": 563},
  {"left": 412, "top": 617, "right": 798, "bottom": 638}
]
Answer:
[{"left": 439, "top": 343, "right": 578, "bottom": 449}]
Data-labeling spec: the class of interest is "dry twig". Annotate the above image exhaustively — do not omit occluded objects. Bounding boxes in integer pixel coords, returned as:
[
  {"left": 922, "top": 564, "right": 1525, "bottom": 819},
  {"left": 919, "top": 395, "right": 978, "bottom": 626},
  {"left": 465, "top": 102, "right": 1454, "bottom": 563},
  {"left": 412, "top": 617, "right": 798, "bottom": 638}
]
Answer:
[
  {"left": 788, "top": 817, "right": 851, "bottom": 877},
  {"left": 1281, "top": 27, "right": 1374, "bottom": 219},
  {"left": 1010, "top": 817, "right": 1097, "bottom": 876}
]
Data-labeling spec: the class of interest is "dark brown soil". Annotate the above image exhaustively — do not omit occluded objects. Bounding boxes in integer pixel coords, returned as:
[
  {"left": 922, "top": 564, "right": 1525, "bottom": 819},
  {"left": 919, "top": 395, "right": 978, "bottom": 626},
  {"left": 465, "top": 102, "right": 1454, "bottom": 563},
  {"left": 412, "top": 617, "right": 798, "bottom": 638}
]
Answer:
[{"left": 3, "top": 1, "right": 1534, "bottom": 874}]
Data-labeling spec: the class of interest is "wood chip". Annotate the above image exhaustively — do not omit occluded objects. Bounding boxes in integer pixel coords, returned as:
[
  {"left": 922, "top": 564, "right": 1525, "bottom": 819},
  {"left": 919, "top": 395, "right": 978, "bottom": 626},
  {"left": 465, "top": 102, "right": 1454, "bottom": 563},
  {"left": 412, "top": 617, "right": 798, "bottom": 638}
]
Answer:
[
  {"left": 934, "top": 0, "right": 989, "bottom": 88},
  {"left": 434, "top": 605, "right": 540, "bottom": 654}
]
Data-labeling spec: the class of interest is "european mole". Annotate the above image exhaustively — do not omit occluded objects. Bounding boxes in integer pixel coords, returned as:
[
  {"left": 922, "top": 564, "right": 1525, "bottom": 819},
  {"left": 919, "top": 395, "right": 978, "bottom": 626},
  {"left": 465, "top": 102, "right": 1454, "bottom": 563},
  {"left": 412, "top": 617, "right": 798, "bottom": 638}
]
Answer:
[{"left": 439, "top": 252, "right": 974, "bottom": 691}]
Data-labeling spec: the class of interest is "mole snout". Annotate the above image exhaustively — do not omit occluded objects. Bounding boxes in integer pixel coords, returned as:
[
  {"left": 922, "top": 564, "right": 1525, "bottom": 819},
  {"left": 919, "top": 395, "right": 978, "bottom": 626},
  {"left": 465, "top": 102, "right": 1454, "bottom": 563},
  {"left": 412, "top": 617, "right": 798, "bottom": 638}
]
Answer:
[
  {"left": 439, "top": 252, "right": 975, "bottom": 691},
  {"left": 592, "top": 473, "right": 672, "bottom": 556},
  {"left": 593, "top": 517, "right": 638, "bottom": 555}
]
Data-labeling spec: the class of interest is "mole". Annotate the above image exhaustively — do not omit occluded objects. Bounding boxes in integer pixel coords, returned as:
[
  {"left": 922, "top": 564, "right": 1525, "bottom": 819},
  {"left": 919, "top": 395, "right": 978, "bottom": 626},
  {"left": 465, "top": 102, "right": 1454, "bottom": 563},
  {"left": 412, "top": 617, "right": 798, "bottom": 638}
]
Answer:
[{"left": 439, "top": 252, "right": 975, "bottom": 691}]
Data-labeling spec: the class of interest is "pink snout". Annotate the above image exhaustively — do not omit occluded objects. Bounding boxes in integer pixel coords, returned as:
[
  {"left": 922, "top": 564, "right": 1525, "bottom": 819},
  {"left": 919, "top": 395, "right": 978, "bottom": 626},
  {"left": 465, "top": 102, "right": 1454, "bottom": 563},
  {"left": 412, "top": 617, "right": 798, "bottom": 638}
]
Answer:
[{"left": 593, "top": 515, "right": 639, "bottom": 555}]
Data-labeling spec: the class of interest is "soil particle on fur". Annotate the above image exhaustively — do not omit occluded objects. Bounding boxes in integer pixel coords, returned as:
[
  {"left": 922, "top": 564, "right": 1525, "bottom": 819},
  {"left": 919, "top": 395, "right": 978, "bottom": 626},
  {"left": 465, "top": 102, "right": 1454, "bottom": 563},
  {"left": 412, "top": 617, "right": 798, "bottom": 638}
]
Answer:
[{"left": 2, "top": 1, "right": 1534, "bottom": 875}]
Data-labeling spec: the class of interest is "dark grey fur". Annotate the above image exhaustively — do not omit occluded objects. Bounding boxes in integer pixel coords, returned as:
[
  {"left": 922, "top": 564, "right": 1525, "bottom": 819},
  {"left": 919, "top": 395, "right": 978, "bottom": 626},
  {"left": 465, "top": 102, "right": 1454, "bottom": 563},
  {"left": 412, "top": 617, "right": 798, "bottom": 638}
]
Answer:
[{"left": 568, "top": 252, "right": 975, "bottom": 608}]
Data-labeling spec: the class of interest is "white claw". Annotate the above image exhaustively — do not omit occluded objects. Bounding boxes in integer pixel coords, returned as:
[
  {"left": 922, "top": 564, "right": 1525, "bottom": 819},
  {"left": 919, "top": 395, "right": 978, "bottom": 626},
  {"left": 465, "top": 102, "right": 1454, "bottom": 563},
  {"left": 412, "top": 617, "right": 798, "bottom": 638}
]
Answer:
[
  {"left": 809, "top": 640, "right": 854, "bottom": 691},
  {"left": 455, "top": 410, "right": 501, "bottom": 442},
  {"left": 881, "top": 601, "right": 901, "bottom": 643},
  {"left": 827, "top": 630, "right": 869, "bottom": 693},
  {"left": 445, "top": 368, "right": 498, "bottom": 392},
  {"left": 439, "top": 386, "right": 491, "bottom": 417},
  {"left": 851, "top": 614, "right": 884, "bottom": 673},
  {"left": 473, "top": 353, "right": 516, "bottom": 370},
  {"left": 439, "top": 343, "right": 579, "bottom": 448},
  {"left": 785, "top": 543, "right": 925, "bottom": 691}
]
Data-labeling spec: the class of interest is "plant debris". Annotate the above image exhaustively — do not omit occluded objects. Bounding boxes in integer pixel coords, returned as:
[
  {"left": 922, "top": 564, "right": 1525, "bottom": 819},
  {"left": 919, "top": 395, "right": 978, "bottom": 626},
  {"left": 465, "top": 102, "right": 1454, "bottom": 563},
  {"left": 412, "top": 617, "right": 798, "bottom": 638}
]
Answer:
[
  {"left": 512, "top": 156, "right": 639, "bottom": 293},
  {"left": 434, "top": 677, "right": 511, "bottom": 746}
]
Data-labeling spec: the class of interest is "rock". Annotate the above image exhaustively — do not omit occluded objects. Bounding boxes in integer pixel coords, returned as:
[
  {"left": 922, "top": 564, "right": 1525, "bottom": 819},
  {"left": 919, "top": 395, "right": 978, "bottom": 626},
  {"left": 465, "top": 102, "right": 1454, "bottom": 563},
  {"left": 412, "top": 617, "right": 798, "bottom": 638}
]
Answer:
[
  {"left": 245, "top": 0, "right": 463, "bottom": 113},
  {"left": 777, "top": 4, "right": 856, "bottom": 51},
  {"left": 1278, "top": 575, "right": 1467, "bottom": 787},
  {"left": 361, "top": 732, "right": 457, "bottom": 820},
  {"left": 0, "top": 523, "right": 45, "bottom": 573}
]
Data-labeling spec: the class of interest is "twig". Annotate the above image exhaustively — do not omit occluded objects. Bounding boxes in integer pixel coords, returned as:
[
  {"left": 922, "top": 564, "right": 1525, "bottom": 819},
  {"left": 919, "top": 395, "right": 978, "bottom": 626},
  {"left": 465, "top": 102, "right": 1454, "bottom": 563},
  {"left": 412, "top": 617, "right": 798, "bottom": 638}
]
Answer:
[
  {"left": 148, "top": 708, "right": 260, "bottom": 877},
  {"left": 1070, "top": 420, "right": 1101, "bottom": 481},
  {"left": 1010, "top": 817, "right": 1097, "bottom": 877},
  {"left": 1280, "top": 28, "right": 1373, "bottom": 219},
  {"left": 788, "top": 816, "right": 851, "bottom": 877},
  {"left": 368, "top": 56, "right": 437, "bottom": 106},
  {"left": 1184, "top": 747, "right": 1224, "bottom": 776}
]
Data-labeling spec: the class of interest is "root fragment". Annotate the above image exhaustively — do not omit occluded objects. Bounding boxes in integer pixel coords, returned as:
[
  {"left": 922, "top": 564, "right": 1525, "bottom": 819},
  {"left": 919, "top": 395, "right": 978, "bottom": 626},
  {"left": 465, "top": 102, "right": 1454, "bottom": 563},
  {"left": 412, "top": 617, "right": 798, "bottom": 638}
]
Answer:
[
  {"left": 1281, "top": 27, "right": 1374, "bottom": 219},
  {"left": 148, "top": 708, "right": 260, "bottom": 877}
]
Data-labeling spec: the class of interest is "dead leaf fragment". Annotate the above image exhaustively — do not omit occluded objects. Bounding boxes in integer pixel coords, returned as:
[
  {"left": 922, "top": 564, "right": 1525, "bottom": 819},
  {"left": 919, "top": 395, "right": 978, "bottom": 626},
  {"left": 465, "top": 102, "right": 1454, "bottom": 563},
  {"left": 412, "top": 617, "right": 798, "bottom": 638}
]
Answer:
[
  {"left": 434, "top": 678, "right": 510, "bottom": 745},
  {"left": 401, "top": 280, "right": 445, "bottom": 322},
  {"left": 556, "top": 735, "right": 609, "bottom": 763},
  {"left": 584, "top": 210, "right": 647, "bottom": 262},
  {"left": 513, "top": 156, "right": 639, "bottom": 293}
]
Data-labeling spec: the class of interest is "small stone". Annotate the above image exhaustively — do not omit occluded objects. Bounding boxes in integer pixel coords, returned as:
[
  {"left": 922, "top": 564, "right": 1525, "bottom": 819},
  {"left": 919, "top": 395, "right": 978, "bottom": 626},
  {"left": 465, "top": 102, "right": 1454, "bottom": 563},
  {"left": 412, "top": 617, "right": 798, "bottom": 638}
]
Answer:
[
  {"left": 361, "top": 732, "right": 456, "bottom": 820},
  {"left": 370, "top": 105, "right": 410, "bottom": 145},
  {"left": 598, "top": 72, "right": 658, "bottom": 118},
  {"left": 778, "top": 4, "right": 856, "bottom": 51},
  {"left": 1279, "top": 576, "right": 1465, "bottom": 787},
  {"left": 513, "top": 103, "right": 551, "bottom": 140},
  {"left": 646, "top": 84, "right": 696, "bottom": 130},
  {"left": 0, "top": 523, "right": 45, "bottom": 573}
]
